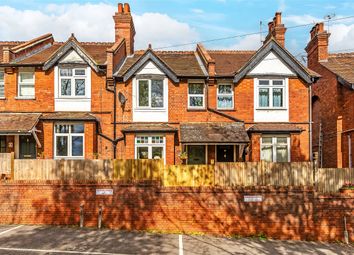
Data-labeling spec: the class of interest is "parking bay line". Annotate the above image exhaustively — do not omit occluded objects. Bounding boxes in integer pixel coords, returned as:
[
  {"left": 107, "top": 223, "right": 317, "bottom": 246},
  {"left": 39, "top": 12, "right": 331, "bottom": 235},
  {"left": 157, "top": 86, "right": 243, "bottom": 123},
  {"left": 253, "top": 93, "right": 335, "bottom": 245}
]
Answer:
[
  {"left": 179, "top": 234, "right": 184, "bottom": 255},
  {"left": 0, "top": 225, "right": 23, "bottom": 236},
  {"left": 0, "top": 247, "right": 128, "bottom": 255}
]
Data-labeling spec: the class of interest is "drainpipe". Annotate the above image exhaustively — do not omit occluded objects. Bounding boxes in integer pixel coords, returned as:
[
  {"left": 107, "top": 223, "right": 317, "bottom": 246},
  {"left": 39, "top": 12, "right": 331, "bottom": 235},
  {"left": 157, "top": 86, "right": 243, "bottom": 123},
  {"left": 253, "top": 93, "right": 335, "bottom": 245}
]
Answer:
[
  {"left": 113, "top": 79, "right": 117, "bottom": 159},
  {"left": 309, "top": 81, "right": 313, "bottom": 161},
  {"left": 348, "top": 134, "right": 352, "bottom": 168}
]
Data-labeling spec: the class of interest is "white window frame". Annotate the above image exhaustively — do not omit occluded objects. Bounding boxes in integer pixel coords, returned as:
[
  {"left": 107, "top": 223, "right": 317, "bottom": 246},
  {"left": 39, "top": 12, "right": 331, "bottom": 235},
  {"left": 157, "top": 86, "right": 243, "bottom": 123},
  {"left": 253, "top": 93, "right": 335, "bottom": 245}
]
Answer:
[
  {"left": 54, "top": 123, "right": 85, "bottom": 159},
  {"left": 0, "top": 70, "right": 4, "bottom": 98},
  {"left": 135, "top": 135, "right": 166, "bottom": 163},
  {"left": 217, "top": 83, "right": 234, "bottom": 110},
  {"left": 18, "top": 71, "right": 35, "bottom": 98},
  {"left": 59, "top": 68, "right": 87, "bottom": 98},
  {"left": 260, "top": 135, "right": 290, "bottom": 162},
  {"left": 256, "top": 79, "right": 286, "bottom": 109},
  {"left": 136, "top": 79, "right": 164, "bottom": 109},
  {"left": 188, "top": 83, "right": 205, "bottom": 109}
]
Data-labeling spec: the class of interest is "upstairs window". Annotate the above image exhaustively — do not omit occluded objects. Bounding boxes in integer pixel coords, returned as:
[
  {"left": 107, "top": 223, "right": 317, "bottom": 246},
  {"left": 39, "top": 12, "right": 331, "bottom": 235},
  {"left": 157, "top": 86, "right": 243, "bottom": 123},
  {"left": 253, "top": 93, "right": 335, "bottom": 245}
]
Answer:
[
  {"left": 257, "top": 79, "right": 285, "bottom": 108},
  {"left": 217, "top": 84, "right": 233, "bottom": 109},
  {"left": 261, "top": 136, "right": 289, "bottom": 162},
  {"left": 59, "top": 68, "right": 86, "bottom": 97},
  {"left": 137, "top": 79, "right": 164, "bottom": 108},
  {"left": 0, "top": 71, "right": 4, "bottom": 98},
  {"left": 54, "top": 123, "right": 84, "bottom": 158},
  {"left": 18, "top": 71, "right": 35, "bottom": 98},
  {"left": 188, "top": 83, "right": 205, "bottom": 109}
]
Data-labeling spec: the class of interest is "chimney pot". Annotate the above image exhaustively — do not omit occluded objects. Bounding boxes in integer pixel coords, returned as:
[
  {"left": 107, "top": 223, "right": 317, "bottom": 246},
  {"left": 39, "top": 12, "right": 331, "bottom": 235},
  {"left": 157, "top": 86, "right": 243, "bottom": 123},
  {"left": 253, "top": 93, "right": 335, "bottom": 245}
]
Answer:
[
  {"left": 118, "top": 3, "right": 123, "bottom": 13},
  {"left": 275, "top": 12, "right": 282, "bottom": 25},
  {"left": 124, "top": 3, "right": 130, "bottom": 13},
  {"left": 318, "top": 22, "right": 324, "bottom": 33}
]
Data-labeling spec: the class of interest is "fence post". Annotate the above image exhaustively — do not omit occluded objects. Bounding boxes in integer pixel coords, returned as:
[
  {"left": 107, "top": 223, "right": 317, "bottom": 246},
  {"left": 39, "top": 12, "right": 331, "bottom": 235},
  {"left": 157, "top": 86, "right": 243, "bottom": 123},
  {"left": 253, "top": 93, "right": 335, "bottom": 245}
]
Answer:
[
  {"left": 313, "top": 152, "right": 319, "bottom": 190},
  {"left": 10, "top": 152, "right": 15, "bottom": 180}
]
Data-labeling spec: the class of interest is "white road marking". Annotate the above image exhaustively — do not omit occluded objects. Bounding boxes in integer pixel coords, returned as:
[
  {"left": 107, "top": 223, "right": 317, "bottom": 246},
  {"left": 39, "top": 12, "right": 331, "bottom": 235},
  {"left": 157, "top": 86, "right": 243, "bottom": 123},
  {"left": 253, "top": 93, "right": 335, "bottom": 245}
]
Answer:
[
  {"left": 0, "top": 247, "right": 127, "bottom": 255},
  {"left": 179, "top": 234, "right": 184, "bottom": 255},
  {"left": 0, "top": 225, "right": 22, "bottom": 236}
]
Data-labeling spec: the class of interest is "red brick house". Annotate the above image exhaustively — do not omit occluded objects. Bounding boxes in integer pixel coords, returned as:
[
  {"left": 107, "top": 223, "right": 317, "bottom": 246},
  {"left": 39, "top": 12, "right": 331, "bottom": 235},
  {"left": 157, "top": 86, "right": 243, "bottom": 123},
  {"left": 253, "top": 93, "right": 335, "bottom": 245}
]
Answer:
[
  {"left": 0, "top": 3, "right": 317, "bottom": 164},
  {"left": 307, "top": 23, "right": 354, "bottom": 168}
]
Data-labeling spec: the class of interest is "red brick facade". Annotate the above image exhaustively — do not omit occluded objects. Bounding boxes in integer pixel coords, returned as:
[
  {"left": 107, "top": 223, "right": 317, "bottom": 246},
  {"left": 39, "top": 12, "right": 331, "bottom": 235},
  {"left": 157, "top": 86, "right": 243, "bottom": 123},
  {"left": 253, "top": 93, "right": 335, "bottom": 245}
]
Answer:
[{"left": 0, "top": 181, "right": 352, "bottom": 242}]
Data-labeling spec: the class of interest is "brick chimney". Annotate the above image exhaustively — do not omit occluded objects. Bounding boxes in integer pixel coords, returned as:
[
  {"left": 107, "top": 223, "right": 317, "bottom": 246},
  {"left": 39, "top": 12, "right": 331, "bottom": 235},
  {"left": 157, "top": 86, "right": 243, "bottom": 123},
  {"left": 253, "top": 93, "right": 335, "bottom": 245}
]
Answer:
[
  {"left": 2, "top": 47, "right": 12, "bottom": 63},
  {"left": 264, "top": 12, "right": 287, "bottom": 47},
  {"left": 305, "top": 22, "right": 330, "bottom": 68},
  {"left": 113, "top": 3, "right": 136, "bottom": 55}
]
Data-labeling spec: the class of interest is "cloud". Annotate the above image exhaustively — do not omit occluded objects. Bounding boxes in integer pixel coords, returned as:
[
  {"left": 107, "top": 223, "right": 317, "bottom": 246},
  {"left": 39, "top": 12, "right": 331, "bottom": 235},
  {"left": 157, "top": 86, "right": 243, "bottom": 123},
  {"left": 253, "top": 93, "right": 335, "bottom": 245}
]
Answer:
[
  {"left": 0, "top": 3, "right": 199, "bottom": 50},
  {"left": 283, "top": 14, "right": 320, "bottom": 25},
  {"left": 329, "top": 23, "right": 354, "bottom": 51},
  {"left": 223, "top": 34, "right": 262, "bottom": 50},
  {"left": 191, "top": 9, "right": 204, "bottom": 14}
]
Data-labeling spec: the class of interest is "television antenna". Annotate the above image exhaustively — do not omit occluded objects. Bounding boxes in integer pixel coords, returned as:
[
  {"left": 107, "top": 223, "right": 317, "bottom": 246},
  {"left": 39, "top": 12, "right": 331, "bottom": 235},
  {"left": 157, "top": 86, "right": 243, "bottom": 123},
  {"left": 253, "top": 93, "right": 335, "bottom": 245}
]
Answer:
[{"left": 324, "top": 13, "right": 336, "bottom": 33}]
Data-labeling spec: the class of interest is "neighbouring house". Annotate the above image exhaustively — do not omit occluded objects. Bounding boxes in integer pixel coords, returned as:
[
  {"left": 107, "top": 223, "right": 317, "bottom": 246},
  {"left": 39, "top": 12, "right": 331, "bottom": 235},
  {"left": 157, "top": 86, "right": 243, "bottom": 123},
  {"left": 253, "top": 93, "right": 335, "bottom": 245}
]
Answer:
[
  {"left": 306, "top": 23, "right": 354, "bottom": 168},
  {"left": 0, "top": 3, "right": 318, "bottom": 164}
]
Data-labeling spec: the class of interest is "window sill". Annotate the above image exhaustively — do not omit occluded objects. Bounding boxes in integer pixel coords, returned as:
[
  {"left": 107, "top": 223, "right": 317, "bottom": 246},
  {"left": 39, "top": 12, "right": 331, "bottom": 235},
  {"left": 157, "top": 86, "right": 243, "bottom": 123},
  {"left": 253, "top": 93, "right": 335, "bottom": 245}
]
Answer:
[
  {"left": 134, "top": 108, "right": 167, "bottom": 112},
  {"left": 0, "top": 97, "right": 5, "bottom": 100},
  {"left": 187, "top": 108, "right": 206, "bottom": 112},
  {"left": 15, "top": 96, "right": 36, "bottom": 100},
  {"left": 216, "top": 108, "right": 235, "bottom": 111},
  {"left": 256, "top": 107, "right": 287, "bottom": 110}
]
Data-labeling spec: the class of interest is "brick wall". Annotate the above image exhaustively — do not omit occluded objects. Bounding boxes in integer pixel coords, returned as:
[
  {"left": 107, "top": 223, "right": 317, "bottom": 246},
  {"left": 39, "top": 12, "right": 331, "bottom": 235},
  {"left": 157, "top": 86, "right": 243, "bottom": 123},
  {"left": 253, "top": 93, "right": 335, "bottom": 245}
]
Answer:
[{"left": 0, "top": 181, "right": 352, "bottom": 242}]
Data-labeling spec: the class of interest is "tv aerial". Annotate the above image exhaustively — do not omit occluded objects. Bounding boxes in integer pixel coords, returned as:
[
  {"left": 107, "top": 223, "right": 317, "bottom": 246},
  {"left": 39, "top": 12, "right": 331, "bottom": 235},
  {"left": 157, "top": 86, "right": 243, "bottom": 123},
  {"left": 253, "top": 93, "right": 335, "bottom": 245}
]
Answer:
[{"left": 324, "top": 13, "right": 336, "bottom": 33}]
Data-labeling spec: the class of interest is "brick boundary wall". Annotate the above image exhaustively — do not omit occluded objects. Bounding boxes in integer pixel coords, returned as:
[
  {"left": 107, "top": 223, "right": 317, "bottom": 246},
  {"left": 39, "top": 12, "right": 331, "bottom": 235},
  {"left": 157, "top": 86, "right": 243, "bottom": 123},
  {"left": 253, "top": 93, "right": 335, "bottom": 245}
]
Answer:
[{"left": 0, "top": 181, "right": 352, "bottom": 242}]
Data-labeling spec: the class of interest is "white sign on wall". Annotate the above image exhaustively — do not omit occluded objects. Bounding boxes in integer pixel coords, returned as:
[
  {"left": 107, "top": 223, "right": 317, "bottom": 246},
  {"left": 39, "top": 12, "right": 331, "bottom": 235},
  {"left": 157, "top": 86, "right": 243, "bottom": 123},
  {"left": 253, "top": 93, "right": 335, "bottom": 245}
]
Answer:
[
  {"left": 244, "top": 195, "right": 263, "bottom": 202},
  {"left": 96, "top": 189, "right": 114, "bottom": 196}
]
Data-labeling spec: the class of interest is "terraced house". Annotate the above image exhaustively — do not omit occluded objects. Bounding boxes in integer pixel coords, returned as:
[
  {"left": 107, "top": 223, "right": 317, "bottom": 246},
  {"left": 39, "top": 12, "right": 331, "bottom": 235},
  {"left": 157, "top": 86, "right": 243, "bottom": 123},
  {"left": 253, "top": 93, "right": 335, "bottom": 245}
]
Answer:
[{"left": 0, "top": 3, "right": 318, "bottom": 164}]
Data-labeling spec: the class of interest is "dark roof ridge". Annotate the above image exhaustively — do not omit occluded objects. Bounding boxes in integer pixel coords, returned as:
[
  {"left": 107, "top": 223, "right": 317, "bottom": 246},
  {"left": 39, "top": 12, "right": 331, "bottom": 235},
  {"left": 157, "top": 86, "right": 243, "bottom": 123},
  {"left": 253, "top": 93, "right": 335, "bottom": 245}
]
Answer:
[
  {"left": 207, "top": 50, "right": 256, "bottom": 54},
  {"left": 329, "top": 52, "right": 354, "bottom": 58}
]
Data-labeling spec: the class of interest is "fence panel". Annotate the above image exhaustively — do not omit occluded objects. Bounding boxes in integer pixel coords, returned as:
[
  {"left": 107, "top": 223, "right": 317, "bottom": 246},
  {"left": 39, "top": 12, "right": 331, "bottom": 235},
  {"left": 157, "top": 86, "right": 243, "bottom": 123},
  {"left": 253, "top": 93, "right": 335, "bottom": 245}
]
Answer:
[
  {"left": 0, "top": 153, "right": 12, "bottom": 175},
  {"left": 113, "top": 159, "right": 163, "bottom": 181},
  {"left": 317, "top": 168, "right": 354, "bottom": 193}
]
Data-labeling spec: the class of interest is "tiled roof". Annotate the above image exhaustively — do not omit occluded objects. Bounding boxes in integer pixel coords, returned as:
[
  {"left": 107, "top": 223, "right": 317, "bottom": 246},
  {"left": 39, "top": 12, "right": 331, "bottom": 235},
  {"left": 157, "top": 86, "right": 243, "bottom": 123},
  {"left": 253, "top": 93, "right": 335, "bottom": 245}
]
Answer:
[
  {"left": 208, "top": 50, "right": 256, "bottom": 76},
  {"left": 117, "top": 51, "right": 206, "bottom": 77},
  {"left": 121, "top": 124, "right": 178, "bottom": 133},
  {"left": 248, "top": 123, "right": 303, "bottom": 133},
  {"left": 0, "top": 113, "right": 41, "bottom": 134},
  {"left": 40, "top": 112, "right": 97, "bottom": 121},
  {"left": 321, "top": 53, "right": 354, "bottom": 84},
  {"left": 180, "top": 122, "right": 249, "bottom": 143},
  {"left": 0, "top": 42, "right": 23, "bottom": 62}
]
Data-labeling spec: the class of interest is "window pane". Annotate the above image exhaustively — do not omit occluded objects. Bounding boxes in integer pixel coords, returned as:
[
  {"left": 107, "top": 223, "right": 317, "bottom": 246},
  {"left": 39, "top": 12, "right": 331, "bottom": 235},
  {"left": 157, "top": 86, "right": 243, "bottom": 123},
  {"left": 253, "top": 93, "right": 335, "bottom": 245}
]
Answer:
[
  {"left": 259, "top": 88, "right": 269, "bottom": 107},
  {"left": 273, "top": 80, "right": 284, "bottom": 86},
  {"left": 277, "top": 137, "right": 287, "bottom": 144},
  {"left": 218, "top": 85, "right": 232, "bottom": 94},
  {"left": 276, "top": 145, "right": 288, "bottom": 162},
  {"left": 136, "top": 136, "right": 148, "bottom": 144},
  {"left": 71, "top": 124, "right": 84, "bottom": 133},
  {"left": 56, "top": 136, "right": 68, "bottom": 156},
  {"left": 261, "top": 145, "right": 273, "bottom": 162},
  {"left": 55, "top": 124, "right": 70, "bottom": 133},
  {"left": 72, "top": 136, "right": 83, "bottom": 156},
  {"left": 0, "top": 84, "right": 4, "bottom": 98},
  {"left": 20, "top": 85, "right": 34, "bottom": 97},
  {"left": 259, "top": 80, "right": 269, "bottom": 85},
  {"left": 262, "top": 137, "right": 272, "bottom": 144},
  {"left": 0, "top": 72, "right": 4, "bottom": 82},
  {"left": 189, "top": 96, "right": 203, "bottom": 107},
  {"left": 60, "top": 69, "right": 72, "bottom": 77},
  {"left": 61, "top": 79, "right": 71, "bottom": 96},
  {"left": 187, "top": 145, "right": 206, "bottom": 164},
  {"left": 20, "top": 72, "right": 34, "bottom": 83},
  {"left": 188, "top": 83, "right": 203, "bottom": 94},
  {"left": 75, "top": 79, "right": 85, "bottom": 96},
  {"left": 151, "top": 136, "right": 164, "bottom": 144},
  {"left": 152, "top": 147, "right": 163, "bottom": 159},
  {"left": 138, "top": 80, "right": 149, "bottom": 107},
  {"left": 273, "top": 88, "right": 283, "bottom": 107},
  {"left": 137, "top": 147, "right": 149, "bottom": 159},
  {"left": 75, "top": 69, "right": 85, "bottom": 76},
  {"left": 151, "top": 80, "right": 164, "bottom": 108},
  {"left": 217, "top": 96, "right": 233, "bottom": 108}
]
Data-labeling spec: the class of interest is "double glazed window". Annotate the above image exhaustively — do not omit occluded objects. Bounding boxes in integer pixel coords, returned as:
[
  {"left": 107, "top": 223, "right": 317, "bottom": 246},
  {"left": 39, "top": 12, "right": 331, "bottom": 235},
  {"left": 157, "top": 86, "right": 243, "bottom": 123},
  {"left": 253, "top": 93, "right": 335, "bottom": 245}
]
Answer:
[
  {"left": 135, "top": 135, "right": 164, "bottom": 160},
  {"left": 187, "top": 145, "right": 206, "bottom": 164},
  {"left": 54, "top": 123, "right": 84, "bottom": 158},
  {"left": 217, "top": 84, "right": 233, "bottom": 109},
  {"left": 261, "top": 136, "right": 289, "bottom": 162},
  {"left": 18, "top": 72, "right": 35, "bottom": 98},
  {"left": 188, "top": 83, "right": 204, "bottom": 108},
  {"left": 0, "top": 71, "right": 4, "bottom": 98},
  {"left": 258, "top": 79, "right": 285, "bottom": 108},
  {"left": 59, "top": 68, "right": 86, "bottom": 97},
  {"left": 137, "top": 79, "right": 164, "bottom": 108}
]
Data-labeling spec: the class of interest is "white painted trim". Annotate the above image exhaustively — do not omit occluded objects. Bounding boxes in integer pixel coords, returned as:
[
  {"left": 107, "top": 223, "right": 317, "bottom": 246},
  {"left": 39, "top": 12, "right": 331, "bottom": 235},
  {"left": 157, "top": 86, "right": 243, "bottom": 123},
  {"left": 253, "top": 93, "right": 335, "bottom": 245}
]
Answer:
[
  {"left": 17, "top": 69, "right": 35, "bottom": 98},
  {"left": 134, "top": 134, "right": 166, "bottom": 164},
  {"left": 216, "top": 83, "right": 234, "bottom": 110},
  {"left": 187, "top": 82, "right": 205, "bottom": 109},
  {"left": 53, "top": 123, "right": 85, "bottom": 159},
  {"left": 260, "top": 135, "right": 291, "bottom": 162}
]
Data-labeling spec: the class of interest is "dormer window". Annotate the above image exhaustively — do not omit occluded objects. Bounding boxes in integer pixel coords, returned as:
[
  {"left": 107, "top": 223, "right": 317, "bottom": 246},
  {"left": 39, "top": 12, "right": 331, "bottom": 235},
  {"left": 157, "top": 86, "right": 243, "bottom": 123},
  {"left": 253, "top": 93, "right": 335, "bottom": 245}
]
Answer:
[
  {"left": 137, "top": 79, "right": 164, "bottom": 108},
  {"left": 59, "top": 68, "right": 86, "bottom": 97},
  {"left": 257, "top": 79, "right": 285, "bottom": 108}
]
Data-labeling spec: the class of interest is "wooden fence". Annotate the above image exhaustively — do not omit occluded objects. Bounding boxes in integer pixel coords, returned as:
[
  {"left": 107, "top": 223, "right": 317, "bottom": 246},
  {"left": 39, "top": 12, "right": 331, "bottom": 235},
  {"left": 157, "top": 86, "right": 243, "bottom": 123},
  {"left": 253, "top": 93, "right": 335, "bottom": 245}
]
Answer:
[
  {"left": 317, "top": 167, "right": 354, "bottom": 193},
  {"left": 0, "top": 153, "right": 12, "bottom": 176}
]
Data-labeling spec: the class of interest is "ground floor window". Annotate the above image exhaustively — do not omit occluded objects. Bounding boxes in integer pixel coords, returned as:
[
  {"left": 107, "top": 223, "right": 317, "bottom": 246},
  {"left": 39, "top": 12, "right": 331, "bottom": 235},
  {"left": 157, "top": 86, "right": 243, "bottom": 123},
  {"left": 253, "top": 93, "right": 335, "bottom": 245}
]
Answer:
[
  {"left": 187, "top": 145, "right": 206, "bottom": 164},
  {"left": 54, "top": 123, "right": 84, "bottom": 158},
  {"left": 216, "top": 145, "right": 234, "bottom": 162},
  {"left": 0, "top": 136, "right": 6, "bottom": 153},
  {"left": 135, "top": 135, "right": 165, "bottom": 160},
  {"left": 261, "top": 136, "right": 290, "bottom": 162}
]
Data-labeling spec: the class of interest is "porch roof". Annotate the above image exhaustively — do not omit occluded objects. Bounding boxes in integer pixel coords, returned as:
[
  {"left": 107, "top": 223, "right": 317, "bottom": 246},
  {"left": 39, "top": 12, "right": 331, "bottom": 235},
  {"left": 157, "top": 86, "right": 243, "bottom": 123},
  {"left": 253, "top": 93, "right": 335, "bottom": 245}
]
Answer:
[
  {"left": 121, "top": 124, "right": 178, "bottom": 133},
  {"left": 0, "top": 113, "right": 41, "bottom": 134},
  {"left": 180, "top": 122, "right": 249, "bottom": 144},
  {"left": 40, "top": 112, "right": 97, "bottom": 121},
  {"left": 247, "top": 123, "right": 303, "bottom": 133}
]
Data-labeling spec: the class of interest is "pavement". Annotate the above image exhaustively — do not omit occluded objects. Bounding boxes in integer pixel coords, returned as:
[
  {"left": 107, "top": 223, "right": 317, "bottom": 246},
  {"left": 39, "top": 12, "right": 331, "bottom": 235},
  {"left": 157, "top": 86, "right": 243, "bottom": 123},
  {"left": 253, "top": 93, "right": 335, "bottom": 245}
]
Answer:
[{"left": 0, "top": 224, "right": 352, "bottom": 255}]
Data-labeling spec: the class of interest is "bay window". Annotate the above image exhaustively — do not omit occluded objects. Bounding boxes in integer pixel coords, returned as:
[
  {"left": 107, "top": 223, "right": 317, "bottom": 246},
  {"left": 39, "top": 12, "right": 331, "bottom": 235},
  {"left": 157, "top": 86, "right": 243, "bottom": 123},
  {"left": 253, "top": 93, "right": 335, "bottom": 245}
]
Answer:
[
  {"left": 261, "top": 136, "right": 290, "bottom": 162},
  {"left": 188, "top": 83, "right": 204, "bottom": 109},
  {"left": 59, "top": 68, "right": 86, "bottom": 97},
  {"left": 54, "top": 123, "right": 84, "bottom": 158},
  {"left": 217, "top": 84, "right": 233, "bottom": 109},
  {"left": 18, "top": 71, "right": 35, "bottom": 98},
  {"left": 0, "top": 71, "right": 4, "bottom": 98},
  {"left": 135, "top": 135, "right": 165, "bottom": 160},
  {"left": 257, "top": 79, "right": 285, "bottom": 108},
  {"left": 137, "top": 79, "right": 164, "bottom": 108}
]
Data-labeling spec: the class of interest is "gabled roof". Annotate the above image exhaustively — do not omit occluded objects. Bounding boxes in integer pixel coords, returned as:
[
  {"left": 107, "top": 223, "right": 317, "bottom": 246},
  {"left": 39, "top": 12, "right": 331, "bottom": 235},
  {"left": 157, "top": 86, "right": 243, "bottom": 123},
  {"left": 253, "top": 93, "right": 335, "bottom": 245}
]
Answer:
[
  {"left": 114, "top": 48, "right": 179, "bottom": 82},
  {"left": 321, "top": 53, "right": 354, "bottom": 87},
  {"left": 233, "top": 39, "right": 317, "bottom": 84},
  {"left": 43, "top": 34, "right": 102, "bottom": 72}
]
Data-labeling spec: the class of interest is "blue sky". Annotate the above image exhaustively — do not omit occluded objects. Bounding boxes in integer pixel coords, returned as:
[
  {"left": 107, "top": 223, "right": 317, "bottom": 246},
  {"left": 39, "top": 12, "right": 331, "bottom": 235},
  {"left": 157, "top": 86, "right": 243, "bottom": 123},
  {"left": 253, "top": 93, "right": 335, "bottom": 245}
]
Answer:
[{"left": 0, "top": 0, "right": 354, "bottom": 57}]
